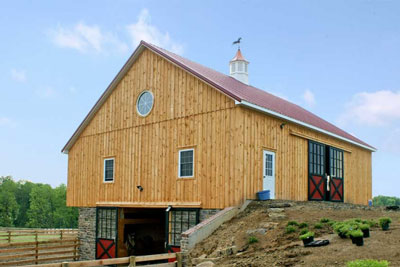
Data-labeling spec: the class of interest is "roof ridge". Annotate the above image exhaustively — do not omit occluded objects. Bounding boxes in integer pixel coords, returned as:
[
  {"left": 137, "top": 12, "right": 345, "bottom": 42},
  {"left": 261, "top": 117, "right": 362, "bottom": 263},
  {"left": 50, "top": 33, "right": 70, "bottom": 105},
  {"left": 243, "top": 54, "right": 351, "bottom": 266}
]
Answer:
[
  {"left": 142, "top": 40, "right": 374, "bottom": 150},
  {"left": 62, "top": 40, "right": 375, "bottom": 153}
]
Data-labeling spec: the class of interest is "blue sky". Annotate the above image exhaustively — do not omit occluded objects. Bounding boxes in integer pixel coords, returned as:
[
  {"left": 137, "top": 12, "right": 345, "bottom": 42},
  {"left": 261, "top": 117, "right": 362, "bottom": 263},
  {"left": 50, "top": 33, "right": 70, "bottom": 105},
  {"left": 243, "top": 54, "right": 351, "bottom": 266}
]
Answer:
[{"left": 1, "top": 1, "right": 399, "bottom": 197}]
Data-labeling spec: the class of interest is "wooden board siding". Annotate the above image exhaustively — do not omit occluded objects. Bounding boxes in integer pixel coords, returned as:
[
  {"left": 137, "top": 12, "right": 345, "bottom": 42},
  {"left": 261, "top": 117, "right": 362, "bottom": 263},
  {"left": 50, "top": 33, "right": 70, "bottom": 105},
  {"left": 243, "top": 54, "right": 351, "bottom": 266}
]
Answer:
[{"left": 66, "top": 48, "right": 372, "bottom": 209}]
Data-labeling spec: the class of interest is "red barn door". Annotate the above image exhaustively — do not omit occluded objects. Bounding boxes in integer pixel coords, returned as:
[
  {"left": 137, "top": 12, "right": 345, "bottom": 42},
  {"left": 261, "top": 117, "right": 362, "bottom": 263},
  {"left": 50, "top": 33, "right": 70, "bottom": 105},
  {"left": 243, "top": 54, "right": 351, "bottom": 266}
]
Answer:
[
  {"left": 96, "top": 208, "right": 118, "bottom": 259},
  {"left": 308, "top": 141, "right": 326, "bottom": 201},
  {"left": 328, "top": 147, "right": 344, "bottom": 202}
]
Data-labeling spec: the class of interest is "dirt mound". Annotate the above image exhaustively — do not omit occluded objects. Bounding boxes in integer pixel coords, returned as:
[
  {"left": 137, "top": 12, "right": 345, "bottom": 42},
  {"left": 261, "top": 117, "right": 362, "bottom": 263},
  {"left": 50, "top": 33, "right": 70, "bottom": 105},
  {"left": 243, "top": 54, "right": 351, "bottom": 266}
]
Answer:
[{"left": 188, "top": 200, "right": 400, "bottom": 266}]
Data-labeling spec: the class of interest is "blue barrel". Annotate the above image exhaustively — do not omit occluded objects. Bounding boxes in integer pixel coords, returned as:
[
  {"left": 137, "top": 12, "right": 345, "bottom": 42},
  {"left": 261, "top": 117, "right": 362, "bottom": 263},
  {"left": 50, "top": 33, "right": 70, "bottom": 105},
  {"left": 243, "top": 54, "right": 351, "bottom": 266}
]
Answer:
[{"left": 257, "top": 190, "right": 270, "bottom": 201}]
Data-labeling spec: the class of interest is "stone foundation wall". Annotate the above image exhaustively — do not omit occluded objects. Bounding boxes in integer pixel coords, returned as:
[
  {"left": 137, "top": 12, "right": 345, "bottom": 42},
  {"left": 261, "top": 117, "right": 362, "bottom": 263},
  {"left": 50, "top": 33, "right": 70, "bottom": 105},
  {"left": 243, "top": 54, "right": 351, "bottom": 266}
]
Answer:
[{"left": 78, "top": 207, "right": 96, "bottom": 260}]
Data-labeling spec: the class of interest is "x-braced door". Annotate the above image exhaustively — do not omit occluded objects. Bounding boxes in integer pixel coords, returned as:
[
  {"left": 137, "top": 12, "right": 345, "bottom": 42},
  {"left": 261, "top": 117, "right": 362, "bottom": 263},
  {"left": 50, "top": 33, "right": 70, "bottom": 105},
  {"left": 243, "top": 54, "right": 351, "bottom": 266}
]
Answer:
[
  {"left": 308, "top": 141, "right": 326, "bottom": 201},
  {"left": 96, "top": 207, "right": 118, "bottom": 259},
  {"left": 328, "top": 147, "right": 344, "bottom": 202}
]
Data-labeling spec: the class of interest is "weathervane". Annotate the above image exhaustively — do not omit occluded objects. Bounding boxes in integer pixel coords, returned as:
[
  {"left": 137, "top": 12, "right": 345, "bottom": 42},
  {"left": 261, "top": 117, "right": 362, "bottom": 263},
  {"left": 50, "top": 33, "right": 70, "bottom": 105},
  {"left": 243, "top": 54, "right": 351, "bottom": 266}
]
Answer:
[{"left": 232, "top": 37, "right": 242, "bottom": 49}]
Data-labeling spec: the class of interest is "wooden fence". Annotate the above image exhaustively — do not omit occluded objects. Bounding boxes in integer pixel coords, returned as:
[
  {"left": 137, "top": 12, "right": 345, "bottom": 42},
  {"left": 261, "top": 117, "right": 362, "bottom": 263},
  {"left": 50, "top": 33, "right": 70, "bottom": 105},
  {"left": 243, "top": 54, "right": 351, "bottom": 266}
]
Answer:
[
  {"left": 0, "top": 238, "right": 79, "bottom": 266},
  {"left": 23, "top": 253, "right": 182, "bottom": 267},
  {"left": 0, "top": 229, "right": 78, "bottom": 244}
]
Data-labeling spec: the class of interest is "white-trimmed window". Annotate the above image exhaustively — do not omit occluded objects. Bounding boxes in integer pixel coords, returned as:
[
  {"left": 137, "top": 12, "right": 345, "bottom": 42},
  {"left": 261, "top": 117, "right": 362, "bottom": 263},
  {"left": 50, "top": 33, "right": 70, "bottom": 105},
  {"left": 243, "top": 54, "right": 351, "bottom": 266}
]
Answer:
[
  {"left": 178, "top": 149, "right": 194, "bottom": 178},
  {"left": 104, "top": 158, "right": 115, "bottom": 182}
]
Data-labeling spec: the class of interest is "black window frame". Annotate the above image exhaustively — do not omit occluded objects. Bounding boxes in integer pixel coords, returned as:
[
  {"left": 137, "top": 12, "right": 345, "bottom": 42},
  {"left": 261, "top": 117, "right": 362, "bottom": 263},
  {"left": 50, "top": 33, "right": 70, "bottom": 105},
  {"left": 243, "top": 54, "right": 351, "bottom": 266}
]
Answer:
[
  {"left": 166, "top": 208, "right": 199, "bottom": 247},
  {"left": 104, "top": 158, "right": 115, "bottom": 182},
  {"left": 329, "top": 147, "right": 344, "bottom": 179},
  {"left": 308, "top": 141, "right": 325, "bottom": 176}
]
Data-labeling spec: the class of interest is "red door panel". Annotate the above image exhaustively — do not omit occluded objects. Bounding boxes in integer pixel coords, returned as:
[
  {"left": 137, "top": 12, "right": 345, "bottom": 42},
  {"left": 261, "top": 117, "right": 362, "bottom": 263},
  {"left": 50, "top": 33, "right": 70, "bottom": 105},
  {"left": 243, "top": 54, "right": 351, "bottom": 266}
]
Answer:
[
  {"left": 309, "top": 175, "right": 326, "bottom": 201},
  {"left": 96, "top": 238, "right": 116, "bottom": 259},
  {"left": 330, "top": 177, "right": 344, "bottom": 202}
]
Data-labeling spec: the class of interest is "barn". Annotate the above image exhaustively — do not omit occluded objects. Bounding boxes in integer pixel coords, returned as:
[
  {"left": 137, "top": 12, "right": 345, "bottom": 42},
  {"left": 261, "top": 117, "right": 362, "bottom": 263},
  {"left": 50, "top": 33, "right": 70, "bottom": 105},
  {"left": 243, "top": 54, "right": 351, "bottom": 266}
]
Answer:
[{"left": 62, "top": 41, "right": 375, "bottom": 260}]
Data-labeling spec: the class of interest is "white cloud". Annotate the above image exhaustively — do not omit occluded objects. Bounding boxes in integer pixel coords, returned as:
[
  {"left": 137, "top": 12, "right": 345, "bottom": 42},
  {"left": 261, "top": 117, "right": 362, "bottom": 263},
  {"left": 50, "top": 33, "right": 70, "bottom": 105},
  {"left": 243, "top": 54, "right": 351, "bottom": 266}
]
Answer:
[
  {"left": 49, "top": 22, "right": 128, "bottom": 54},
  {"left": 338, "top": 90, "right": 400, "bottom": 126},
  {"left": 302, "top": 89, "right": 315, "bottom": 106},
  {"left": 36, "top": 86, "right": 56, "bottom": 99},
  {"left": 126, "top": 9, "right": 184, "bottom": 55},
  {"left": 10, "top": 69, "right": 26, "bottom": 82},
  {"left": 68, "top": 86, "right": 77, "bottom": 94},
  {"left": 0, "top": 117, "right": 16, "bottom": 128}
]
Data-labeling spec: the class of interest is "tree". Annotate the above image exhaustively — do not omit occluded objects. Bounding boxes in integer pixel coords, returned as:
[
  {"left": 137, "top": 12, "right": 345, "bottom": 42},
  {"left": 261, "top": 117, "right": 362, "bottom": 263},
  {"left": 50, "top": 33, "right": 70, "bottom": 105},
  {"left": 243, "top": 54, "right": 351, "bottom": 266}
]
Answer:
[
  {"left": 373, "top": 195, "right": 400, "bottom": 206},
  {"left": 14, "top": 180, "right": 34, "bottom": 227},
  {"left": 0, "top": 176, "right": 19, "bottom": 226},
  {"left": 27, "top": 184, "right": 54, "bottom": 228},
  {"left": 52, "top": 184, "right": 78, "bottom": 228}
]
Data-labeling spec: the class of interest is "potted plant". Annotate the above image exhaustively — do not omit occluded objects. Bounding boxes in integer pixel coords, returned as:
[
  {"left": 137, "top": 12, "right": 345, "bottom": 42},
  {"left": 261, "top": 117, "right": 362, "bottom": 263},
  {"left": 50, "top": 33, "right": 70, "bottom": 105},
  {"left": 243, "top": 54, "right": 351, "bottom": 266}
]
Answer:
[
  {"left": 336, "top": 223, "right": 352, "bottom": 239},
  {"left": 379, "top": 217, "right": 392, "bottom": 231},
  {"left": 299, "top": 231, "right": 314, "bottom": 246},
  {"left": 359, "top": 224, "right": 370, "bottom": 238},
  {"left": 350, "top": 229, "right": 364, "bottom": 246},
  {"left": 334, "top": 223, "right": 346, "bottom": 238}
]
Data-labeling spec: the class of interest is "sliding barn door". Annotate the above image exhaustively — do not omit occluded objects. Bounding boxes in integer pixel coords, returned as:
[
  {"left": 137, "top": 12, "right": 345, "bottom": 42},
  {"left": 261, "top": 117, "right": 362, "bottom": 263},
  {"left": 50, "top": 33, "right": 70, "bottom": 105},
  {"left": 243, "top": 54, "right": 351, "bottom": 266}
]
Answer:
[
  {"left": 329, "top": 147, "right": 344, "bottom": 202},
  {"left": 308, "top": 141, "right": 326, "bottom": 201},
  {"left": 96, "top": 207, "right": 118, "bottom": 259}
]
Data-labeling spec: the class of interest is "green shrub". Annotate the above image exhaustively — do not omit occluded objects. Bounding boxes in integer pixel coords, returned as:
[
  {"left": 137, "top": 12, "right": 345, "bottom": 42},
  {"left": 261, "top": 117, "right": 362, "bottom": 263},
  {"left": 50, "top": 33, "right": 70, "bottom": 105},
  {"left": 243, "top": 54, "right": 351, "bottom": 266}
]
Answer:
[
  {"left": 379, "top": 217, "right": 392, "bottom": 227},
  {"left": 299, "top": 231, "right": 314, "bottom": 240},
  {"left": 320, "top": 218, "right": 330, "bottom": 223},
  {"left": 360, "top": 224, "right": 370, "bottom": 230},
  {"left": 299, "top": 228, "right": 309, "bottom": 235},
  {"left": 314, "top": 223, "right": 323, "bottom": 229},
  {"left": 335, "top": 223, "right": 354, "bottom": 237},
  {"left": 287, "top": 220, "right": 299, "bottom": 227},
  {"left": 367, "top": 219, "right": 378, "bottom": 228},
  {"left": 333, "top": 222, "right": 344, "bottom": 233},
  {"left": 299, "top": 222, "right": 308, "bottom": 229},
  {"left": 346, "top": 259, "right": 389, "bottom": 267},
  {"left": 327, "top": 220, "right": 336, "bottom": 226},
  {"left": 286, "top": 225, "right": 297, "bottom": 234},
  {"left": 349, "top": 229, "right": 363, "bottom": 238},
  {"left": 248, "top": 236, "right": 258, "bottom": 244}
]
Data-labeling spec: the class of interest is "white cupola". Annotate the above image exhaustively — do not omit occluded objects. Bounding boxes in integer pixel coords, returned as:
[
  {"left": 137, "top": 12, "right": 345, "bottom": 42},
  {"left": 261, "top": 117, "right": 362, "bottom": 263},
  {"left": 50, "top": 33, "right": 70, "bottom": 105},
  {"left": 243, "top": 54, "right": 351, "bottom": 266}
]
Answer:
[{"left": 229, "top": 49, "right": 249, "bottom": 85}]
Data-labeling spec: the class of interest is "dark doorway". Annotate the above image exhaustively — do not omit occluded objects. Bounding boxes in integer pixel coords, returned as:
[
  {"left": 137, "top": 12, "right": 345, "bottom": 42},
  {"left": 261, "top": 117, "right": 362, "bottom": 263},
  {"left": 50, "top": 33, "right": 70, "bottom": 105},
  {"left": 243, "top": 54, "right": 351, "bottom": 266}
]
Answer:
[{"left": 119, "top": 208, "right": 166, "bottom": 257}]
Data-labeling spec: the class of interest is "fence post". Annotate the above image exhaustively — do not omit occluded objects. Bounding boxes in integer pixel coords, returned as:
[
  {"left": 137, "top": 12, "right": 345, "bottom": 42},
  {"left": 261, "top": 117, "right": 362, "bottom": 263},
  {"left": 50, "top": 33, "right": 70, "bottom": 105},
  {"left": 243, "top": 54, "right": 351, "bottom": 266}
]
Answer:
[
  {"left": 176, "top": 252, "right": 183, "bottom": 267},
  {"left": 73, "top": 239, "right": 78, "bottom": 261},
  {"left": 35, "top": 241, "right": 39, "bottom": 264},
  {"left": 35, "top": 231, "right": 38, "bottom": 242},
  {"left": 129, "top": 256, "right": 136, "bottom": 267},
  {"left": 60, "top": 230, "right": 63, "bottom": 240},
  {"left": 7, "top": 231, "right": 11, "bottom": 243}
]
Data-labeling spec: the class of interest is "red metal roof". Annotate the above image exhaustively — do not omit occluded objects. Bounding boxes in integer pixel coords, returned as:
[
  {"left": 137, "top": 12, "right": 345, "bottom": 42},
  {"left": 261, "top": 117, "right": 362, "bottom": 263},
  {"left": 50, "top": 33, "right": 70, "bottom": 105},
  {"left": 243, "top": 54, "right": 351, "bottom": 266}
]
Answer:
[
  {"left": 142, "top": 41, "right": 375, "bottom": 150},
  {"left": 231, "top": 49, "right": 248, "bottom": 62}
]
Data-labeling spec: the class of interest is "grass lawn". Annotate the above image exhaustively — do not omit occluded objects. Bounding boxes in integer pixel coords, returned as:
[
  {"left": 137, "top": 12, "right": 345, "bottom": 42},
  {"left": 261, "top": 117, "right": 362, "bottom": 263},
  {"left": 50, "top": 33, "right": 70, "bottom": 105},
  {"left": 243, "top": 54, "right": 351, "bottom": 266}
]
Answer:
[{"left": 0, "top": 231, "right": 76, "bottom": 243}]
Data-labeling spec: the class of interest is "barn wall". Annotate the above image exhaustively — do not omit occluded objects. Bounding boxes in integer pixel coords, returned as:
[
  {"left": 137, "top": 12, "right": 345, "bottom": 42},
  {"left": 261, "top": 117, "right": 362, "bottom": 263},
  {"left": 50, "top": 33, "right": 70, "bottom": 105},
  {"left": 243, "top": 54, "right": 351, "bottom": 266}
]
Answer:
[
  {"left": 67, "top": 48, "right": 372, "bottom": 209},
  {"left": 234, "top": 107, "right": 372, "bottom": 205}
]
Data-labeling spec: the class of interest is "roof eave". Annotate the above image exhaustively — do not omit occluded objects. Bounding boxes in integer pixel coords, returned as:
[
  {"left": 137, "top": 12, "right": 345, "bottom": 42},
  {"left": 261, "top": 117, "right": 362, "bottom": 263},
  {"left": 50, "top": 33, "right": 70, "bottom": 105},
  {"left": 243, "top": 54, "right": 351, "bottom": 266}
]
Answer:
[{"left": 236, "top": 100, "right": 377, "bottom": 152}]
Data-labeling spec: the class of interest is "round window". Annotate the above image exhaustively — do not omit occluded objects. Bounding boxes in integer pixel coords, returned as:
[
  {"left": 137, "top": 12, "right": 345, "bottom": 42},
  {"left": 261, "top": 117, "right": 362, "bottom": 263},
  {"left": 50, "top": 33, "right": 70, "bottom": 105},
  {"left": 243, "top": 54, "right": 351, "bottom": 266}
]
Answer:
[{"left": 136, "top": 91, "right": 154, "bottom": 116}]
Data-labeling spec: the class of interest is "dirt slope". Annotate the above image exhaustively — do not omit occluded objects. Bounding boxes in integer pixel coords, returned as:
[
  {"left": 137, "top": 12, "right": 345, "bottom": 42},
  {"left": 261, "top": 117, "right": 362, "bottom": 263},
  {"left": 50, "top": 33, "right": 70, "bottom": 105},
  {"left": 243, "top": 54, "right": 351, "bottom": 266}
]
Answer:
[{"left": 189, "top": 200, "right": 400, "bottom": 267}]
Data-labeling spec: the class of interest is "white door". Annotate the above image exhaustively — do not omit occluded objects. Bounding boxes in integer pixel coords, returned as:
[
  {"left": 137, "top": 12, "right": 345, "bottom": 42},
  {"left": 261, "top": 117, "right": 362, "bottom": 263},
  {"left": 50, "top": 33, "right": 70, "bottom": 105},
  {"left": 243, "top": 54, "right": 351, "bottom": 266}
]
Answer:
[{"left": 263, "top": 150, "right": 276, "bottom": 199}]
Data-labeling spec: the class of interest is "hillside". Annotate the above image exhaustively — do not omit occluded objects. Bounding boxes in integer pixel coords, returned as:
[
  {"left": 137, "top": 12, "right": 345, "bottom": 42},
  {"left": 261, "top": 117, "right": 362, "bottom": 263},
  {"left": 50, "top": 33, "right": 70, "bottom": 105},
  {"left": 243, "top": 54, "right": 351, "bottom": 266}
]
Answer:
[{"left": 188, "top": 200, "right": 400, "bottom": 267}]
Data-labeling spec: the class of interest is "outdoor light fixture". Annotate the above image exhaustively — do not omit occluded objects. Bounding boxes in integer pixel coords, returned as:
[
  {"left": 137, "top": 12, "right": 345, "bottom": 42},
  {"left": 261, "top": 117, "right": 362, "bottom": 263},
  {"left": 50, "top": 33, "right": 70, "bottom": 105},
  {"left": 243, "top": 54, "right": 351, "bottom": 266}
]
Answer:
[
  {"left": 136, "top": 185, "right": 143, "bottom": 191},
  {"left": 280, "top": 122, "right": 286, "bottom": 129}
]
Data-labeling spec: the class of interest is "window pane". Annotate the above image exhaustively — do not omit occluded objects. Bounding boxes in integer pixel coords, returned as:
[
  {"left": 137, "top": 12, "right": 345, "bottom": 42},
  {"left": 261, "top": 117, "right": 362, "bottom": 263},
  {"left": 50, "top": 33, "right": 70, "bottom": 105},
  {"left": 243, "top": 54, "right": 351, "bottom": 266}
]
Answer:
[
  {"left": 104, "top": 159, "right": 114, "bottom": 181},
  {"left": 180, "top": 150, "right": 194, "bottom": 177}
]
